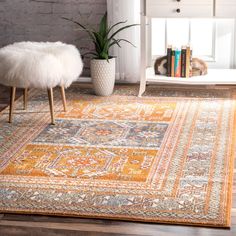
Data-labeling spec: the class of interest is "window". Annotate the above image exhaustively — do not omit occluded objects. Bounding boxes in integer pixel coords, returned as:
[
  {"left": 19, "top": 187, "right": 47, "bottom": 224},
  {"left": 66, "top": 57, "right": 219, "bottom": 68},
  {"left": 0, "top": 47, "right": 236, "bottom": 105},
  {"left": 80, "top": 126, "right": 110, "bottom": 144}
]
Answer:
[
  {"left": 150, "top": 18, "right": 235, "bottom": 69},
  {"left": 151, "top": 18, "right": 215, "bottom": 60}
]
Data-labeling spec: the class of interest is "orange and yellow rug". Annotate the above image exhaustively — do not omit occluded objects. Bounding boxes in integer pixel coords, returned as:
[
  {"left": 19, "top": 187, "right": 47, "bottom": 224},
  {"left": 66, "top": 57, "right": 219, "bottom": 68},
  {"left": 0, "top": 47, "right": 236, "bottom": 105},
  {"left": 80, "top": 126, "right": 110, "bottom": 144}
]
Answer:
[{"left": 0, "top": 86, "right": 235, "bottom": 227}]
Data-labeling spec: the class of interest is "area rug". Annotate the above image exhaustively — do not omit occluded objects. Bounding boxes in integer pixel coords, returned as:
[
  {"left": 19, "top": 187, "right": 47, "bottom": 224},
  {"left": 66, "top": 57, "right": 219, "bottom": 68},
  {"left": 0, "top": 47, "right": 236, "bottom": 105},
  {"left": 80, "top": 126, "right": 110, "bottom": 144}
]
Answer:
[{"left": 0, "top": 86, "right": 235, "bottom": 227}]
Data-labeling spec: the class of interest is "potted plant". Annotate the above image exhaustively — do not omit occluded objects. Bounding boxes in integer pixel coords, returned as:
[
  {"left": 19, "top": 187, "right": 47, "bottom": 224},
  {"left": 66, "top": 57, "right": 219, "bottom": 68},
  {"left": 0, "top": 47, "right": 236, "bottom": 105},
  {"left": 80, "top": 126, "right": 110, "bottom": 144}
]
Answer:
[{"left": 63, "top": 13, "right": 138, "bottom": 96}]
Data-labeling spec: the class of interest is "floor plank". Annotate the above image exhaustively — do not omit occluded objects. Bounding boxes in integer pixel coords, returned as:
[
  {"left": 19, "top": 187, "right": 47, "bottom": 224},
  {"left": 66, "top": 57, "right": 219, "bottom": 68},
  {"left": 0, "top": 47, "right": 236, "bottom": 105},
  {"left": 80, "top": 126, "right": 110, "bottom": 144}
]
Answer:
[
  {"left": 0, "top": 217, "right": 235, "bottom": 236},
  {"left": 0, "top": 226, "right": 134, "bottom": 236}
]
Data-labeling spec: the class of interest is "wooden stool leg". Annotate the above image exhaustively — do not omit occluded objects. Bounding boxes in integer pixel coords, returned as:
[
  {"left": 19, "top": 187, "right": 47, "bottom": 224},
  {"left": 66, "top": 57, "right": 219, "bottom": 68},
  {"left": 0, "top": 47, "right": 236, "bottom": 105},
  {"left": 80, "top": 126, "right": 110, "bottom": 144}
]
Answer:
[
  {"left": 60, "top": 86, "right": 67, "bottom": 112},
  {"left": 9, "top": 87, "right": 16, "bottom": 123},
  {"left": 23, "top": 88, "right": 28, "bottom": 110},
  {"left": 47, "top": 88, "right": 55, "bottom": 125}
]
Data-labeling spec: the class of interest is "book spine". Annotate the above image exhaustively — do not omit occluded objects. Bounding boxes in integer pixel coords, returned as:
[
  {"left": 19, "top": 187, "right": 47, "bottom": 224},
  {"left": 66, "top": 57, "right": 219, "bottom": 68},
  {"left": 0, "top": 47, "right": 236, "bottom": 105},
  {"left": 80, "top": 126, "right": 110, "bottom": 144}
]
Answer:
[
  {"left": 189, "top": 49, "right": 193, "bottom": 77},
  {"left": 167, "top": 46, "right": 172, "bottom": 77},
  {"left": 186, "top": 46, "right": 191, "bottom": 78},
  {"left": 171, "top": 49, "right": 175, "bottom": 77},
  {"left": 181, "top": 48, "right": 186, "bottom": 77},
  {"left": 174, "top": 50, "right": 181, "bottom": 77}
]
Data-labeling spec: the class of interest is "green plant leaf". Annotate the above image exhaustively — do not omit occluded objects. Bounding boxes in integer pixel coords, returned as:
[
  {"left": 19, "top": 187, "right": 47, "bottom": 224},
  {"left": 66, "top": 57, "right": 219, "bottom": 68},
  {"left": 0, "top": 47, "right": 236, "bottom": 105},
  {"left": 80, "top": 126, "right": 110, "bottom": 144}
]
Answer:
[
  {"left": 99, "top": 12, "right": 108, "bottom": 38},
  {"left": 102, "top": 41, "right": 109, "bottom": 55},
  {"left": 107, "top": 20, "right": 127, "bottom": 36},
  {"left": 99, "top": 51, "right": 109, "bottom": 60},
  {"left": 109, "top": 38, "right": 137, "bottom": 49},
  {"left": 108, "top": 24, "right": 139, "bottom": 41},
  {"left": 62, "top": 16, "right": 104, "bottom": 58},
  {"left": 93, "top": 32, "right": 105, "bottom": 50},
  {"left": 111, "top": 40, "right": 121, "bottom": 48},
  {"left": 109, "top": 38, "right": 122, "bottom": 48},
  {"left": 62, "top": 14, "right": 139, "bottom": 60},
  {"left": 62, "top": 17, "right": 95, "bottom": 37},
  {"left": 61, "top": 17, "right": 103, "bottom": 54}
]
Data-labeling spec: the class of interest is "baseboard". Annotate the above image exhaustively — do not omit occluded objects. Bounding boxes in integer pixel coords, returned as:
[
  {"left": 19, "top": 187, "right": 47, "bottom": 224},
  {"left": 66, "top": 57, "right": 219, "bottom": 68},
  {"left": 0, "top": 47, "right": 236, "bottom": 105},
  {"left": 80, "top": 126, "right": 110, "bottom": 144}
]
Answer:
[
  {"left": 77, "top": 77, "right": 139, "bottom": 85},
  {"left": 78, "top": 77, "right": 92, "bottom": 83}
]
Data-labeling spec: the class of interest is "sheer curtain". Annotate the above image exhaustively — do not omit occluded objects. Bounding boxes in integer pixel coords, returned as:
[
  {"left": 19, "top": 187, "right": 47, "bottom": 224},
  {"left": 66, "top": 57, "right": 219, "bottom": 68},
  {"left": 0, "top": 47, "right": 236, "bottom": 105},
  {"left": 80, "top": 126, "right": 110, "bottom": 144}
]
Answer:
[{"left": 107, "top": 0, "right": 140, "bottom": 83}]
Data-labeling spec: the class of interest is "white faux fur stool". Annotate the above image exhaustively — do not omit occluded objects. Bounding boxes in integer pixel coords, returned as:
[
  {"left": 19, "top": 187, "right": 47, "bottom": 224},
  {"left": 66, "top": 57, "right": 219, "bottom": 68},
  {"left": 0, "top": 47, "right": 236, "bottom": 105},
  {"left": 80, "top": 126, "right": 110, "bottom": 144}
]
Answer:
[{"left": 0, "top": 41, "right": 83, "bottom": 124}]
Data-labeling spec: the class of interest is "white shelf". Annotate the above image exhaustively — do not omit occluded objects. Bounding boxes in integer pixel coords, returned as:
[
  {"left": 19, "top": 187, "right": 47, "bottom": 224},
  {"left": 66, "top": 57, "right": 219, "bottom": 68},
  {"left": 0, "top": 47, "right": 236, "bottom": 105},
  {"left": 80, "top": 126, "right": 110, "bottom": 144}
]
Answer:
[{"left": 146, "top": 68, "right": 236, "bottom": 85}]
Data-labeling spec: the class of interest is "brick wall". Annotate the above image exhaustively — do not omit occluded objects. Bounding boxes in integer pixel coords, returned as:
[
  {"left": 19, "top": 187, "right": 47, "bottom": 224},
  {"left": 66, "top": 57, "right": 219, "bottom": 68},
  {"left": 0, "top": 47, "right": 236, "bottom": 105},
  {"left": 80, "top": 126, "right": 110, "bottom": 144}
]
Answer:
[{"left": 0, "top": 0, "right": 107, "bottom": 75}]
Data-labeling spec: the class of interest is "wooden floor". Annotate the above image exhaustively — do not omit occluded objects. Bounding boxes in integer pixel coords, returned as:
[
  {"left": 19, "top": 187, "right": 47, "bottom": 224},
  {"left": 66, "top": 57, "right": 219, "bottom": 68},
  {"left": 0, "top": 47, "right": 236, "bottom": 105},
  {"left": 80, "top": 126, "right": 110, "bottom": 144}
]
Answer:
[{"left": 0, "top": 85, "right": 235, "bottom": 236}]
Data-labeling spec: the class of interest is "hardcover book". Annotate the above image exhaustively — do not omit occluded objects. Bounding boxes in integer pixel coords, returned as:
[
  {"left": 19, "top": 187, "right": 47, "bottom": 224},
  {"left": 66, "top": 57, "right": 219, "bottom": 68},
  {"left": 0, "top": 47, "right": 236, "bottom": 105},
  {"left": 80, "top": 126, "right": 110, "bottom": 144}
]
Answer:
[
  {"left": 167, "top": 45, "right": 172, "bottom": 77},
  {"left": 189, "top": 49, "right": 193, "bottom": 77},
  {"left": 174, "top": 50, "right": 181, "bottom": 77},
  {"left": 186, "top": 46, "right": 191, "bottom": 78},
  {"left": 181, "top": 47, "right": 186, "bottom": 77},
  {"left": 171, "top": 48, "right": 176, "bottom": 77}
]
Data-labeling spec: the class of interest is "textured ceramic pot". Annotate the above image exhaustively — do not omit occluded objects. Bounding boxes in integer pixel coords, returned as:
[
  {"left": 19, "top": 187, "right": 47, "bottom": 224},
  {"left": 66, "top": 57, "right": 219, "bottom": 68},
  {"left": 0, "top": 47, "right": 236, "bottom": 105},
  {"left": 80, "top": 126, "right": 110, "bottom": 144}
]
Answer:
[{"left": 91, "top": 58, "right": 116, "bottom": 96}]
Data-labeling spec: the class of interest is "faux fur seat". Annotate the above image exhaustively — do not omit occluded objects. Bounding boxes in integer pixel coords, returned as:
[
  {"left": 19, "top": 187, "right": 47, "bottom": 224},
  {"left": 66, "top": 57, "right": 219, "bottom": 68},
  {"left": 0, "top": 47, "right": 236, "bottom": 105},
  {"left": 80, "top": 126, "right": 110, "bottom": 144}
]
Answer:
[{"left": 0, "top": 41, "right": 83, "bottom": 124}]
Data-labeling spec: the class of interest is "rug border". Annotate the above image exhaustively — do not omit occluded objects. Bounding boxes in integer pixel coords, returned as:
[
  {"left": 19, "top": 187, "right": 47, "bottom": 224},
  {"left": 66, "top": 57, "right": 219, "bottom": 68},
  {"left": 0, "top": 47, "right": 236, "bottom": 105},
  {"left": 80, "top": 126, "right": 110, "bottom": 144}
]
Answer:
[{"left": 225, "top": 96, "right": 236, "bottom": 228}]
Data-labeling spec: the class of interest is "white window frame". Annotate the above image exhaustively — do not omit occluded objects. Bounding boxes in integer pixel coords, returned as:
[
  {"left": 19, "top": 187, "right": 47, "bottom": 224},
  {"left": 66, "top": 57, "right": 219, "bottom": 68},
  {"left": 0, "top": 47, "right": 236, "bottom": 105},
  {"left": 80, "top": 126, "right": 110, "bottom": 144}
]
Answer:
[{"left": 147, "top": 18, "right": 236, "bottom": 69}]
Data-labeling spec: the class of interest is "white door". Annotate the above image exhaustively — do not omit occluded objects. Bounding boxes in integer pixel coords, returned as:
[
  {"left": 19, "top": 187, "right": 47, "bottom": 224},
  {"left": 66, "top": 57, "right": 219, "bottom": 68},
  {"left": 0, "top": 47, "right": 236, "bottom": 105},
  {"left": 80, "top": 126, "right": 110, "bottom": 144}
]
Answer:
[
  {"left": 215, "top": 0, "right": 236, "bottom": 18},
  {"left": 146, "top": 0, "right": 214, "bottom": 18}
]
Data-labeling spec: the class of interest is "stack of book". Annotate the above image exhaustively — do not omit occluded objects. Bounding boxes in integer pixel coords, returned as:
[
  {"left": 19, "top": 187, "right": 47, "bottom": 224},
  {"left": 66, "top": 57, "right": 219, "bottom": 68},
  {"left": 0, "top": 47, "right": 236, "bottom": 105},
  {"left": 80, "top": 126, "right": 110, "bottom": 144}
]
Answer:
[{"left": 166, "top": 46, "right": 192, "bottom": 78}]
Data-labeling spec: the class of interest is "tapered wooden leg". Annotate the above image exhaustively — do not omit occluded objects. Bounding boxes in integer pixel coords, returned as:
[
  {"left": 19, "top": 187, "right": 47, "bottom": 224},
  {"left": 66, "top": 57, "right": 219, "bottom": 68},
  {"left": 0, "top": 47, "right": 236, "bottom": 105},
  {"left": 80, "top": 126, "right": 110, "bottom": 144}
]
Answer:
[
  {"left": 47, "top": 88, "right": 55, "bottom": 125},
  {"left": 60, "top": 86, "right": 67, "bottom": 112},
  {"left": 9, "top": 87, "right": 16, "bottom": 123},
  {"left": 23, "top": 88, "right": 28, "bottom": 110}
]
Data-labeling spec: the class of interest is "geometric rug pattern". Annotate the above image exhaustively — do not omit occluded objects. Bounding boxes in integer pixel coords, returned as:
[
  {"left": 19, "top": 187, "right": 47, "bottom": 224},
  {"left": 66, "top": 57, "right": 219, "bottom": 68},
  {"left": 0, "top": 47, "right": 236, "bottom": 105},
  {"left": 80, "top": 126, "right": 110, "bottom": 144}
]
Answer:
[{"left": 0, "top": 86, "right": 235, "bottom": 227}]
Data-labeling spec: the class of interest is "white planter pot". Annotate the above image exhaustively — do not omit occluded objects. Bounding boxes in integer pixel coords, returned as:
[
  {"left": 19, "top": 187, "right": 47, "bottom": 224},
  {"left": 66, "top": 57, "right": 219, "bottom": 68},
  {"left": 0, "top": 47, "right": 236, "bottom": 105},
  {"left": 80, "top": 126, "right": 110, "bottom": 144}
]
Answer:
[{"left": 91, "top": 58, "right": 116, "bottom": 96}]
